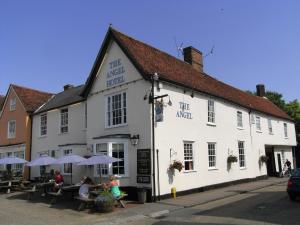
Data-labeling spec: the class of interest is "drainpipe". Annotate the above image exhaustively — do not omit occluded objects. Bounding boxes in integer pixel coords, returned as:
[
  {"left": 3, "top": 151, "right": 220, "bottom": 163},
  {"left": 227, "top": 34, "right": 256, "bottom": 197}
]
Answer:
[{"left": 151, "top": 74, "right": 156, "bottom": 202}]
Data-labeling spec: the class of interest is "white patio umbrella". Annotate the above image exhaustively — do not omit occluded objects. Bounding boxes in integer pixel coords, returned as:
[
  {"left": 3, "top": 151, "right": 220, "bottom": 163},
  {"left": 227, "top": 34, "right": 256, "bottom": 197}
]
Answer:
[
  {"left": 27, "top": 155, "right": 57, "bottom": 180},
  {"left": 53, "top": 155, "right": 86, "bottom": 184},
  {"left": 26, "top": 155, "right": 56, "bottom": 167},
  {"left": 77, "top": 155, "right": 122, "bottom": 182},
  {"left": 0, "top": 156, "right": 28, "bottom": 165}
]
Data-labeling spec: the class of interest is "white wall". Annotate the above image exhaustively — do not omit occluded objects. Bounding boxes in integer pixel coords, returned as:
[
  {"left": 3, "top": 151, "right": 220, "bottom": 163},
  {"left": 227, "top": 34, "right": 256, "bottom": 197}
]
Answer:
[
  {"left": 31, "top": 101, "right": 87, "bottom": 183},
  {"left": 153, "top": 82, "right": 296, "bottom": 195},
  {"left": 86, "top": 40, "right": 152, "bottom": 187}
]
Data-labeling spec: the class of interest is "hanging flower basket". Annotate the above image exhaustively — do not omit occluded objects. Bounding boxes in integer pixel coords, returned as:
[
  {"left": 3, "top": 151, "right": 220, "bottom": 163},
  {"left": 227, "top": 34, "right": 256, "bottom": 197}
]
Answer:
[
  {"left": 227, "top": 155, "right": 238, "bottom": 164},
  {"left": 169, "top": 160, "right": 184, "bottom": 172},
  {"left": 259, "top": 155, "right": 268, "bottom": 163}
]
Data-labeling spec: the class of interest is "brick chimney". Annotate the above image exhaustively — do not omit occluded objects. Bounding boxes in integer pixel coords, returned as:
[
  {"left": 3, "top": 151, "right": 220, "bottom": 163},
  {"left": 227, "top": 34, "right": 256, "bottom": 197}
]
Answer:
[
  {"left": 256, "top": 84, "right": 265, "bottom": 97},
  {"left": 183, "top": 46, "right": 203, "bottom": 73},
  {"left": 64, "top": 84, "right": 74, "bottom": 91}
]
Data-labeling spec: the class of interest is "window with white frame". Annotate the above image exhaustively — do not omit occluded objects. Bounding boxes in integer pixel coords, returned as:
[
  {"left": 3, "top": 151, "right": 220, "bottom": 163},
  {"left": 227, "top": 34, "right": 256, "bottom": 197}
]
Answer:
[
  {"left": 208, "top": 143, "right": 216, "bottom": 168},
  {"left": 96, "top": 143, "right": 108, "bottom": 175},
  {"left": 10, "top": 97, "right": 16, "bottom": 111},
  {"left": 184, "top": 142, "right": 194, "bottom": 171},
  {"left": 60, "top": 108, "right": 68, "bottom": 133},
  {"left": 94, "top": 141, "right": 128, "bottom": 177},
  {"left": 112, "top": 143, "right": 125, "bottom": 175},
  {"left": 63, "top": 149, "right": 72, "bottom": 174},
  {"left": 40, "top": 114, "right": 47, "bottom": 136},
  {"left": 255, "top": 116, "right": 261, "bottom": 131},
  {"left": 268, "top": 119, "right": 273, "bottom": 134},
  {"left": 13, "top": 151, "right": 24, "bottom": 172},
  {"left": 7, "top": 120, "right": 16, "bottom": 138},
  {"left": 106, "top": 92, "right": 127, "bottom": 127},
  {"left": 0, "top": 153, "right": 4, "bottom": 169},
  {"left": 84, "top": 102, "right": 87, "bottom": 129},
  {"left": 284, "top": 123, "right": 288, "bottom": 138},
  {"left": 208, "top": 100, "right": 215, "bottom": 123},
  {"left": 238, "top": 141, "right": 245, "bottom": 168},
  {"left": 237, "top": 111, "right": 243, "bottom": 128}
]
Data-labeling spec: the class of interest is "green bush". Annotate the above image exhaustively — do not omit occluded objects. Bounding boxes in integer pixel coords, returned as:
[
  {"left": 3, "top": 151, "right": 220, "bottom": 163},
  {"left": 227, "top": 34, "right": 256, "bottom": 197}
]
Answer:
[{"left": 94, "top": 191, "right": 115, "bottom": 213}]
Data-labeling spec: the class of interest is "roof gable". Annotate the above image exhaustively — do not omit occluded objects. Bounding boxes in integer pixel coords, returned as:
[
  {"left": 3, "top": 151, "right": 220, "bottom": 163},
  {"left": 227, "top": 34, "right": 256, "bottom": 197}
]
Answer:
[
  {"left": 10, "top": 85, "right": 53, "bottom": 113},
  {"left": 82, "top": 27, "right": 291, "bottom": 121}
]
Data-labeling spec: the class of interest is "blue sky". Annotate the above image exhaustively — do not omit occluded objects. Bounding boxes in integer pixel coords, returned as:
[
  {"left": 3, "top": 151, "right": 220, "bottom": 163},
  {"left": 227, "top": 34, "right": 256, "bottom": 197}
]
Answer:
[{"left": 0, "top": 1, "right": 299, "bottom": 101}]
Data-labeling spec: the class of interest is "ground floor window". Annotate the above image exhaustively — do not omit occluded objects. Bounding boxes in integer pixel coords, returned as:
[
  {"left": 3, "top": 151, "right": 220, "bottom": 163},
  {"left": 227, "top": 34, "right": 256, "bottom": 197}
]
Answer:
[
  {"left": 238, "top": 141, "right": 245, "bottom": 168},
  {"left": 184, "top": 142, "right": 194, "bottom": 171},
  {"left": 94, "top": 141, "right": 128, "bottom": 177},
  {"left": 208, "top": 143, "right": 216, "bottom": 168},
  {"left": 13, "top": 151, "right": 25, "bottom": 173},
  {"left": 63, "top": 149, "right": 72, "bottom": 174},
  {"left": 96, "top": 143, "right": 109, "bottom": 175}
]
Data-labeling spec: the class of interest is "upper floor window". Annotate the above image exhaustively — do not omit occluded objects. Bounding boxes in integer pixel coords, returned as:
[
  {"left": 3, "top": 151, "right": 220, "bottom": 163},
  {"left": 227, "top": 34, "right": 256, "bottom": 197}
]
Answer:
[
  {"left": 237, "top": 111, "right": 243, "bottom": 128},
  {"left": 40, "top": 114, "right": 47, "bottom": 136},
  {"left": 238, "top": 141, "right": 246, "bottom": 168},
  {"left": 84, "top": 102, "right": 87, "bottom": 129},
  {"left": 208, "top": 143, "right": 216, "bottom": 168},
  {"left": 184, "top": 142, "right": 194, "bottom": 171},
  {"left": 268, "top": 119, "right": 273, "bottom": 134},
  {"left": 255, "top": 116, "right": 261, "bottom": 131},
  {"left": 208, "top": 100, "right": 215, "bottom": 123},
  {"left": 60, "top": 108, "right": 68, "bottom": 133},
  {"left": 7, "top": 120, "right": 16, "bottom": 139},
  {"left": 106, "top": 92, "right": 127, "bottom": 127},
  {"left": 10, "top": 97, "right": 16, "bottom": 111},
  {"left": 284, "top": 123, "right": 288, "bottom": 138}
]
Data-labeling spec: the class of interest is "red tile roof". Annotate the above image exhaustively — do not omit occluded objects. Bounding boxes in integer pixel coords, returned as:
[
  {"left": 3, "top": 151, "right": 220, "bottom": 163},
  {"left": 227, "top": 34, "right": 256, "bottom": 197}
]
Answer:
[
  {"left": 0, "top": 95, "right": 4, "bottom": 110},
  {"left": 11, "top": 84, "right": 53, "bottom": 112},
  {"left": 83, "top": 27, "right": 292, "bottom": 121},
  {"left": 112, "top": 29, "right": 292, "bottom": 121}
]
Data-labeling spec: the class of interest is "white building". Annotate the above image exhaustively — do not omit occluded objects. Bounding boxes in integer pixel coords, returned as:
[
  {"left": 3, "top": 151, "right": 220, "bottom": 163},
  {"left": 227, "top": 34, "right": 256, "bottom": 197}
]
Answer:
[
  {"left": 31, "top": 27, "right": 297, "bottom": 201},
  {"left": 31, "top": 85, "right": 88, "bottom": 184}
]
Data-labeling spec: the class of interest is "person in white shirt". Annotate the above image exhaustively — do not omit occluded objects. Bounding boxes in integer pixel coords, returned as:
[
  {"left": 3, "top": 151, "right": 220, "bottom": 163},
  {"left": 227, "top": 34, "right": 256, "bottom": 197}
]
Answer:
[{"left": 79, "top": 177, "right": 93, "bottom": 199}]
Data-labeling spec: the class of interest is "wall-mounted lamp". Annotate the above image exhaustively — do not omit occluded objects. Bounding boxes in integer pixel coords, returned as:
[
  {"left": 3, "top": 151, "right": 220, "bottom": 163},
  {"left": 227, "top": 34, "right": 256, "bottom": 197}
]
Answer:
[
  {"left": 130, "top": 135, "right": 140, "bottom": 146},
  {"left": 167, "top": 96, "right": 172, "bottom": 106}
]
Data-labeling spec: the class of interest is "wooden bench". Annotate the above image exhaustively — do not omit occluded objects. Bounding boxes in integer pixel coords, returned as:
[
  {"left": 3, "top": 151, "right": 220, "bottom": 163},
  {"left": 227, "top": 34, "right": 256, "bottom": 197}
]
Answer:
[
  {"left": 47, "top": 189, "right": 63, "bottom": 204},
  {"left": 74, "top": 196, "right": 95, "bottom": 211},
  {"left": 0, "top": 181, "right": 19, "bottom": 194},
  {"left": 115, "top": 194, "right": 127, "bottom": 208},
  {"left": 23, "top": 185, "right": 39, "bottom": 200}
]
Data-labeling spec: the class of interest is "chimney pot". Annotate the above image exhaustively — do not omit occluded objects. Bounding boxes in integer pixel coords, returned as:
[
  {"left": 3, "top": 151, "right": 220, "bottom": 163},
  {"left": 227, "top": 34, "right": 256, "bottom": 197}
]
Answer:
[
  {"left": 64, "top": 84, "right": 74, "bottom": 91},
  {"left": 256, "top": 84, "right": 265, "bottom": 97},
  {"left": 183, "top": 46, "right": 203, "bottom": 73}
]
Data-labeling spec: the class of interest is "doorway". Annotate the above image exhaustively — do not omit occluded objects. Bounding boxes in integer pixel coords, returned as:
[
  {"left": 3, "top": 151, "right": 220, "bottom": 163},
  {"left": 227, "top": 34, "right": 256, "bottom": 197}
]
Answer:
[
  {"left": 265, "top": 146, "right": 276, "bottom": 176},
  {"left": 277, "top": 153, "right": 282, "bottom": 173}
]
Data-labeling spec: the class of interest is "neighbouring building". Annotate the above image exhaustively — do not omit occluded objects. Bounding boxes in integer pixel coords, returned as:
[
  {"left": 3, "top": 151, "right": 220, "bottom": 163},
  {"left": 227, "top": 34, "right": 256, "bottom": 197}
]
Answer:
[
  {"left": 30, "top": 84, "right": 87, "bottom": 184},
  {"left": 30, "top": 27, "right": 297, "bottom": 201},
  {"left": 0, "top": 84, "right": 52, "bottom": 179}
]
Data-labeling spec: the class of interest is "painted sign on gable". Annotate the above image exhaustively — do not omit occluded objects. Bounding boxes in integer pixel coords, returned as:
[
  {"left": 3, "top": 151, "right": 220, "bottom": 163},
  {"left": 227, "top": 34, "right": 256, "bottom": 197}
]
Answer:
[
  {"left": 176, "top": 102, "right": 193, "bottom": 119},
  {"left": 106, "top": 58, "right": 125, "bottom": 88}
]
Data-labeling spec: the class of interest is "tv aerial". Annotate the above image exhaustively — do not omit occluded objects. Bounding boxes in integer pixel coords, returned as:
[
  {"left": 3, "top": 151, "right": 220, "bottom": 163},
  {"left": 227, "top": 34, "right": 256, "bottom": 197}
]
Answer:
[
  {"left": 204, "top": 45, "right": 215, "bottom": 58},
  {"left": 174, "top": 36, "right": 184, "bottom": 58}
]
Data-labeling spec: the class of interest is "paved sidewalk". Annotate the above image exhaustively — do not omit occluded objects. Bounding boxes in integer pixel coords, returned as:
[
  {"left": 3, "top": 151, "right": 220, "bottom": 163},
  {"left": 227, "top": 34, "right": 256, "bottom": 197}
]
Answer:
[{"left": 94, "top": 177, "right": 288, "bottom": 224}]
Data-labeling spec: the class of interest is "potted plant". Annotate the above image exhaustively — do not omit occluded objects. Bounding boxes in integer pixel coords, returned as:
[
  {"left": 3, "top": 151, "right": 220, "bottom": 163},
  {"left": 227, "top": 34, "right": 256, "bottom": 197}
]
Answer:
[
  {"left": 227, "top": 155, "right": 238, "bottom": 164},
  {"left": 94, "top": 190, "right": 115, "bottom": 213},
  {"left": 259, "top": 155, "right": 268, "bottom": 164},
  {"left": 169, "top": 160, "right": 184, "bottom": 172}
]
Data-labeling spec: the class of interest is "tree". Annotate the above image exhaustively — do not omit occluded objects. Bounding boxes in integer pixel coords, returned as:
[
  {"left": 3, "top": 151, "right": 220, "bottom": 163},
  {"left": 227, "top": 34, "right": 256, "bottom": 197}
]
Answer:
[{"left": 265, "top": 91, "right": 286, "bottom": 112}]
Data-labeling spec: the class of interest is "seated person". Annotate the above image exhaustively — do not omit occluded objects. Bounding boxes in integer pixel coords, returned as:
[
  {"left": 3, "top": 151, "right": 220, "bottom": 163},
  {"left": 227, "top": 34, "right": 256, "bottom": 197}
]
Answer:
[
  {"left": 104, "top": 175, "right": 121, "bottom": 199},
  {"left": 54, "top": 170, "right": 64, "bottom": 190},
  {"left": 79, "top": 176, "right": 93, "bottom": 199}
]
